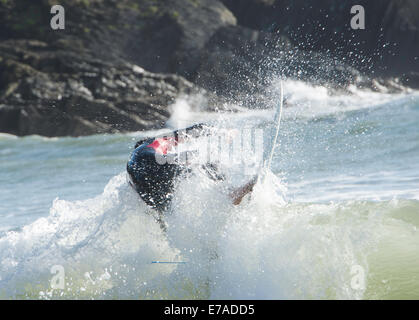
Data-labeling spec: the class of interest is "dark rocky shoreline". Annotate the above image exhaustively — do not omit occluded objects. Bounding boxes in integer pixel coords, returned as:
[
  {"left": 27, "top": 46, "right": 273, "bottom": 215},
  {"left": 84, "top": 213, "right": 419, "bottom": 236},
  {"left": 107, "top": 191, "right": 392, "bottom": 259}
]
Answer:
[
  {"left": 0, "top": 0, "right": 418, "bottom": 137},
  {"left": 0, "top": 39, "right": 218, "bottom": 136}
]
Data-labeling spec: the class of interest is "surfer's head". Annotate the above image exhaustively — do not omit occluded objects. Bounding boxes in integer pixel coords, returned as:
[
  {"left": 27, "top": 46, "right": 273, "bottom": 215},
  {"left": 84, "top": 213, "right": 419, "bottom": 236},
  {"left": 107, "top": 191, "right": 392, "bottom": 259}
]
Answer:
[{"left": 135, "top": 137, "right": 151, "bottom": 149}]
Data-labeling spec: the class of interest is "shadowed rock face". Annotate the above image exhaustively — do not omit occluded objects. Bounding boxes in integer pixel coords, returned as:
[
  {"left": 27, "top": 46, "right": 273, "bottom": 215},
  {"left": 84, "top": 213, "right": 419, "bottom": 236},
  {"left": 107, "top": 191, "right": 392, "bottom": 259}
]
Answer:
[
  {"left": 221, "top": 0, "right": 419, "bottom": 77},
  {"left": 0, "top": 39, "right": 207, "bottom": 137},
  {"left": 129, "top": 0, "right": 237, "bottom": 78},
  {"left": 0, "top": 0, "right": 230, "bottom": 137},
  {"left": 194, "top": 25, "right": 367, "bottom": 107},
  {"left": 0, "top": 0, "right": 417, "bottom": 136}
]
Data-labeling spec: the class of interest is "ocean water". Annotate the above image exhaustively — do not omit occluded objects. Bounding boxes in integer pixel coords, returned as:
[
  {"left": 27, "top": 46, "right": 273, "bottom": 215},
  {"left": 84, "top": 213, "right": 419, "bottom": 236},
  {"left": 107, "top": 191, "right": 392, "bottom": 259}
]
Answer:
[{"left": 0, "top": 80, "right": 418, "bottom": 299}]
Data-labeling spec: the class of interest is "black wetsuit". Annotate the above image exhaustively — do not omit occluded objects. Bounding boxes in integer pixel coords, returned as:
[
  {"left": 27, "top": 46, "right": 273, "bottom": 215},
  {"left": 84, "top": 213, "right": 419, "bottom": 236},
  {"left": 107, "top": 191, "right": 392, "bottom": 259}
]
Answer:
[
  {"left": 127, "top": 139, "right": 181, "bottom": 211},
  {"left": 127, "top": 124, "right": 219, "bottom": 212}
]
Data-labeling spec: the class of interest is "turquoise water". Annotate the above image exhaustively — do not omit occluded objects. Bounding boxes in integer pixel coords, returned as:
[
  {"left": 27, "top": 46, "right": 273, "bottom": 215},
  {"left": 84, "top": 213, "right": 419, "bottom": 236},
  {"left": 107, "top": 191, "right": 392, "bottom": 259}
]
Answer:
[
  {"left": 0, "top": 82, "right": 418, "bottom": 299},
  {"left": 0, "top": 133, "right": 135, "bottom": 232}
]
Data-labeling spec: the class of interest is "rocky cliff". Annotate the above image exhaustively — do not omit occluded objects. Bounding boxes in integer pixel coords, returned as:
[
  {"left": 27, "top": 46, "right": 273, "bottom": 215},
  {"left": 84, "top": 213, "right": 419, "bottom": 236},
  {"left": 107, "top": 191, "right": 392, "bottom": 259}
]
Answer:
[{"left": 0, "top": 0, "right": 417, "bottom": 136}]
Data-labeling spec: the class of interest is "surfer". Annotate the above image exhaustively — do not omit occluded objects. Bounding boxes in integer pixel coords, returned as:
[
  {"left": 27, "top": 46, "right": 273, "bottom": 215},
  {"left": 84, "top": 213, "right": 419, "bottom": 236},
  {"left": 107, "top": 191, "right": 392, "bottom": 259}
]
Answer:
[{"left": 127, "top": 123, "right": 257, "bottom": 218}]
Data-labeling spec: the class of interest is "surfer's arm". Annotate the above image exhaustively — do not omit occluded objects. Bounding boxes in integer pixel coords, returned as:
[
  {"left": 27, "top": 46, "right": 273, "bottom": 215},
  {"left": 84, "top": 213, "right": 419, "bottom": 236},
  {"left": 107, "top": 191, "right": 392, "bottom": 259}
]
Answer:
[
  {"left": 173, "top": 123, "right": 213, "bottom": 142},
  {"left": 229, "top": 176, "right": 258, "bottom": 205},
  {"left": 133, "top": 124, "right": 210, "bottom": 148}
]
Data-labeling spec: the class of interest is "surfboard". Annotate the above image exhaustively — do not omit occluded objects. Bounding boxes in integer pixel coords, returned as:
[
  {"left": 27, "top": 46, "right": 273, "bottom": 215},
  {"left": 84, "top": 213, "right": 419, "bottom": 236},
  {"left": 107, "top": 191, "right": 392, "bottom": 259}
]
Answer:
[{"left": 258, "top": 80, "right": 284, "bottom": 183}]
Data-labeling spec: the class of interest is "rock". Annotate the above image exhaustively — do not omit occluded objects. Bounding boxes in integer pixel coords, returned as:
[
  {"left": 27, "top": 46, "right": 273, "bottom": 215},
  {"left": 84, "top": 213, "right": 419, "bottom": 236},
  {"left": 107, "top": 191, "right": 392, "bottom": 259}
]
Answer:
[
  {"left": 0, "top": 0, "right": 236, "bottom": 136},
  {"left": 221, "top": 0, "right": 419, "bottom": 78},
  {"left": 0, "top": 40, "right": 216, "bottom": 137},
  {"left": 0, "top": 0, "right": 416, "bottom": 137},
  {"left": 128, "top": 0, "right": 237, "bottom": 78}
]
